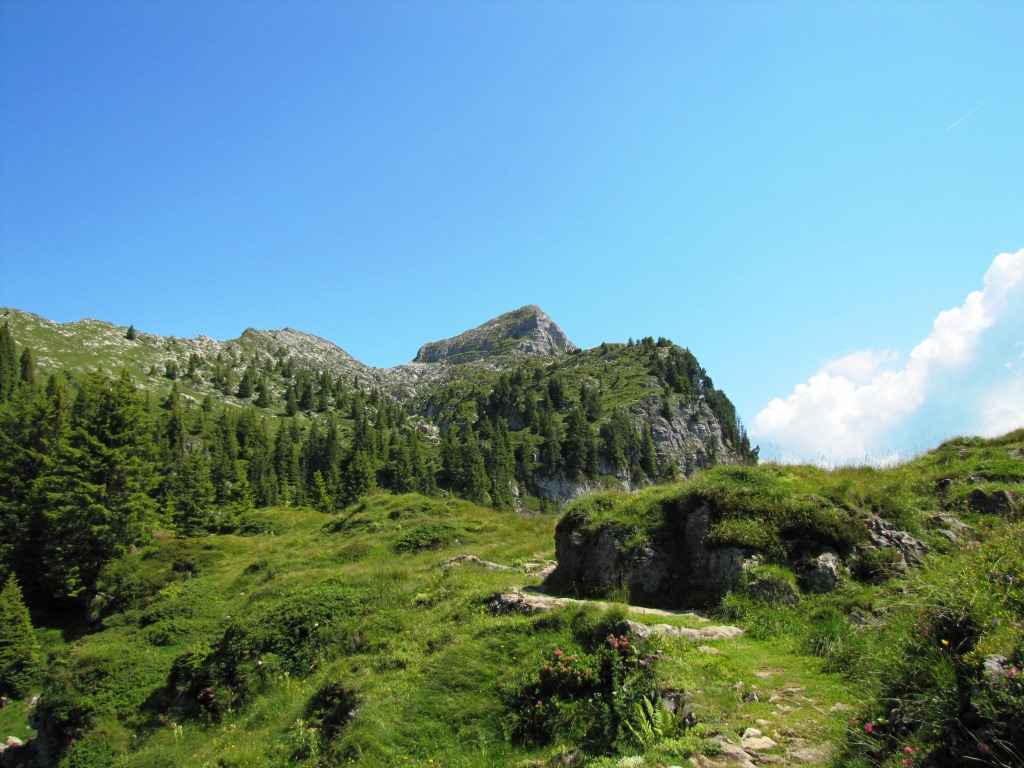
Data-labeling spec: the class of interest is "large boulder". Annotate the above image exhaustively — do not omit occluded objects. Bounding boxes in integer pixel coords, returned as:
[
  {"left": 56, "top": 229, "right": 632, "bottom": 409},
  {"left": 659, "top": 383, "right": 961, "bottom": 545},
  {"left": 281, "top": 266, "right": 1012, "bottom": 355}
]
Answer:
[{"left": 549, "top": 504, "right": 754, "bottom": 607}]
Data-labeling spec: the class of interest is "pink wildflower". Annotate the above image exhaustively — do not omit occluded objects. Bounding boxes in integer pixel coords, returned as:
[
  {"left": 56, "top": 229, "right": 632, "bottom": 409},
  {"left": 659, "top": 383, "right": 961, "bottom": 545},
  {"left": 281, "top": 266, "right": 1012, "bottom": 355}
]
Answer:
[{"left": 864, "top": 723, "right": 874, "bottom": 733}]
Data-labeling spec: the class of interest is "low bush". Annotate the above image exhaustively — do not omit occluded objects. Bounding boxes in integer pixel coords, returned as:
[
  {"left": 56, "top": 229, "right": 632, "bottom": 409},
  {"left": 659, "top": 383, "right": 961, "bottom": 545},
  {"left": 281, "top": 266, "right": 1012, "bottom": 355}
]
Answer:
[
  {"left": 502, "top": 623, "right": 670, "bottom": 755},
  {"left": 391, "top": 523, "right": 466, "bottom": 553}
]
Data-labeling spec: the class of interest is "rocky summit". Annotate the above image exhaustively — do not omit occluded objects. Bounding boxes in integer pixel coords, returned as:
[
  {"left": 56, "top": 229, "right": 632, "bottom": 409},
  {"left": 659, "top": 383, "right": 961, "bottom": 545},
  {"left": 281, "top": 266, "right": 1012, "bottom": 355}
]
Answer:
[{"left": 413, "top": 305, "right": 577, "bottom": 364}]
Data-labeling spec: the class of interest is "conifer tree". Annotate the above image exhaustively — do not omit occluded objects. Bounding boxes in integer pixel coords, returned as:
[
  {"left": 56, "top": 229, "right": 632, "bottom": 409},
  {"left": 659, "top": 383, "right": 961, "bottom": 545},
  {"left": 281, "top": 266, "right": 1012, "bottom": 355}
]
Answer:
[
  {"left": 18, "top": 348, "right": 34, "bottom": 386},
  {"left": 0, "top": 321, "right": 17, "bottom": 402},
  {"left": 457, "top": 427, "right": 490, "bottom": 505},
  {"left": 0, "top": 575, "right": 42, "bottom": 699},
  {"left": 171, "top": 449, "right": 216, "bottom": 534},
  {"left": 311, "top": 470, "right": 334, "bottom": 514},
  {"left": 340, "top": 449, "right": 376, "bottom": 506},
  {"left": 486, "top": 418, "right": 515, "bottom": 510},
  {"left": 254, "top": 376, "right": 272, "bottom": 408},
  {"left": 34, "top": 370, "right": 160, "bottom": 602},
  {"left": 640, "top": 423, "right": 658, "bottom": 478},
  {"left": 0, "top": 377, "right": 69, "bottom": 586},
  {"left": 563, "top": 406, "right": 595, "bottom": 479},
  {"left": 237, "top": 365, "right": 256, "bottom": 398}
]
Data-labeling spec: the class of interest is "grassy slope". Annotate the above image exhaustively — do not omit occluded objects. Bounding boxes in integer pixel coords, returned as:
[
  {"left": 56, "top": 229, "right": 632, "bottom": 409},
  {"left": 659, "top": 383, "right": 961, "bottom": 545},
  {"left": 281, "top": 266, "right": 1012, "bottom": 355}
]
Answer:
[
  {"left": 10, "top": 491, "right": 862, "bottom": 768},
  {"left": 556, "top": 429, "right": 1024, "bottom": 766}
]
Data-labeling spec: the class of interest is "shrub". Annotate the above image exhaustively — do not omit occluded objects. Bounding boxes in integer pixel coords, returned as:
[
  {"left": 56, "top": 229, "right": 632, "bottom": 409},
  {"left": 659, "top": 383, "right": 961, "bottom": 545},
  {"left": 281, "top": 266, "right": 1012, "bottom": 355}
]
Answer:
[
  {"left": 168, "top": 582, "right": 369, "bottom": 713},
  {"left": 502, "top": 628, "right": 668, "bottom": 755},
  {"left": 392, "top": 523, "right": 465, "bottom": 553}
]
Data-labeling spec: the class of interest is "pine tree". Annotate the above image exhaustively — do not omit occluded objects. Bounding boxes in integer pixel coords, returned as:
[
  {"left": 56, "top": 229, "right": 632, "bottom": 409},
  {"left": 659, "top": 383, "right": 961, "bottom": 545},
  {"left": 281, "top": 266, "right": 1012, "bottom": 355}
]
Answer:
[
  {"left": 34, "top": 370, "right": 160, "bottom": 602},
  {"left": 311, "top": 470, "right": 334, "bottom": 514},
  {"left": 236, "top": 365, "right": 256, "bottom": 398},
  {"left": 640, "top": 423, "right": 658, "bottom": 478},
  {"left": 18, "top": 348, "right": 34, "bottom": 387},
  {"left": 254, "top": 376, "right": 272, "bottom": 408},
  {"left": 0, "top": 575, "right": 42, "bottom": 699},
  {"left": 0, "top": 377, "right": 69, "bottom": 589},
  {"left": 340, "top": 449, "right": 376, "bottom": 506},
  {"left": 171, "top": 449, "right": 217, "bottom": 534},
  {"left": 457, "top": 428, "right": 490, "bottom": 505},
  {"left": 486, "top": 418, "right": 515, "bottom": 510},
  {"left": 0, "top": 322, "right": 17, "bottom": 402},
  {"left": 563, "top": 406, "right": 595, "bottom": 479}
]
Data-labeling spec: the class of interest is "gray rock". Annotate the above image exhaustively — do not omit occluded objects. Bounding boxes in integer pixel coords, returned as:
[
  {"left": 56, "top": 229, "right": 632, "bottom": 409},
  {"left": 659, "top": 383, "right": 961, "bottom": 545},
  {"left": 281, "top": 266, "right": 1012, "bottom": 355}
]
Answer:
[
  {"left": 442, "top": 555, "right": 514, "bottom": 571},
  {"left": 803, "top": 549, "right": 841, "bottom": 593},
  {"left": 486, "top": 590, "right": 541, "bottom": 615},
  {"left": 414, "top": 305, "right": 576, "bottom": 364},
  {"left": 929, "top": 512, "right": 976, "bottom": 545},
  {"left": 865, "top": 515, "right": 928, "bottom": 565},
  {"left": 549, "top": 502, "right": 757, "bottom": 607},
  {"left": 982, "top": 654, "right": 1012, "bottom": 678},
  {"left": 618, "top": 618, "right": 744, "bottom": 641},
  {"left": 747, "top": 575, "right": 799, "bottom": 605},
  {"left": 741, "top": 728, "right": 778, "bottom": 751},
  {"left": 968, "top": 489, "right": 1018, "bottom": 516}
]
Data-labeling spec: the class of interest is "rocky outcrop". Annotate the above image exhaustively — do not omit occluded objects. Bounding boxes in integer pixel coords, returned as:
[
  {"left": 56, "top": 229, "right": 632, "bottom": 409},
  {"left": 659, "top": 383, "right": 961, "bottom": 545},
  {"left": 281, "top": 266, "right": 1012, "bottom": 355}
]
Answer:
[
  {"left": 862, "top": 515, "right": 928, "bottom": 568},
  {"left": 801, "top": 549, "right": 841, "bottom": 593},
  {"left": 550, "top": 499, "right": 940, "bottom": 607},
  {"left": 548, "top": 504, "right": 757, "bottom": 607},
  {"left": 967, "top": 488, "right": 1018, "bottom": 516},
  {"left": 485, "top": 589, "right": 744, "bottom": 639},
  {"left": 529, "top": 463, "right": 642, "bottom": 504},
  {"left": 414, "top": 305, "right": 577, "bottom": 364},
  {"left": 633, "top": 396, "right": 733, "bottom": 477}
]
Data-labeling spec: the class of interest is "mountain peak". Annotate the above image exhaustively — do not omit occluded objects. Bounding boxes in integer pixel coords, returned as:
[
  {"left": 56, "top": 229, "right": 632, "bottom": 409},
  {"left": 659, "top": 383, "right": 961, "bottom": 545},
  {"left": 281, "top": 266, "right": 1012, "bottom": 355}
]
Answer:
[{"left": 414, "top": 305, "right": 577, "bottom": 364}]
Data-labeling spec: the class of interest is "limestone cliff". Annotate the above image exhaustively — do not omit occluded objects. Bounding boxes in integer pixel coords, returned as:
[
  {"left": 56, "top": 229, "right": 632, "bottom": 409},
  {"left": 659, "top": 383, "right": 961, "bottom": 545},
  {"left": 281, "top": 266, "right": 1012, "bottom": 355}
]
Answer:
[{"left": 414, "top": 305, "right": 577, "bottom": 364}]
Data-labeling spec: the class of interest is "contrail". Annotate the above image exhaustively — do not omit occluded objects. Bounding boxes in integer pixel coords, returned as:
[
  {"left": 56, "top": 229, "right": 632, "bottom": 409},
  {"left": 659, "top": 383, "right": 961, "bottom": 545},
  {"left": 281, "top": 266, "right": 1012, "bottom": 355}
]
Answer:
[{"left": 945, "top": 97, "right": 992, "bottom": 132}]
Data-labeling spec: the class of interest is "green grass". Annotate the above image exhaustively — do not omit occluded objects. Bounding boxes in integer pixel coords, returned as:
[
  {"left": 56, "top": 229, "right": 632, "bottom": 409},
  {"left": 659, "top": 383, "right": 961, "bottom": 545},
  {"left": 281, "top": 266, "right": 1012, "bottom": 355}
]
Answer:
[{"left": 10, "top": 429, "right": 1024, "bottom": 767}]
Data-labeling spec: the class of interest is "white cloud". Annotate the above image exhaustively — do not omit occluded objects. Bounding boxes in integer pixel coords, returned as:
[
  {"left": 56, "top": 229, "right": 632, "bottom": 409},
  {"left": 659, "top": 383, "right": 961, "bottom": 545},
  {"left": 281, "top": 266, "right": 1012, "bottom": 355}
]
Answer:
[{"left": 752, "top": 248, "right": 1024, "bottom": 464}]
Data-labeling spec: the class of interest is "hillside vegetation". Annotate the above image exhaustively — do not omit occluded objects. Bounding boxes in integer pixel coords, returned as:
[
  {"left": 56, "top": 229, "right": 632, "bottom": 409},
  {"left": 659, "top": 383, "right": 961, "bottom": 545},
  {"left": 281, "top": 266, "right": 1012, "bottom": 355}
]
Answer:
[{"left": 1, "top": 311, "right": 1022, "bottom": 767}]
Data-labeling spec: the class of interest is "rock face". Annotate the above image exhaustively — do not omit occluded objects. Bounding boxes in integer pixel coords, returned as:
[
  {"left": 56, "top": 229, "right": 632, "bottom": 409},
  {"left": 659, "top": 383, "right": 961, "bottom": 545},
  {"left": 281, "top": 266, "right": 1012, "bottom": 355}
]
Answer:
[
  {"left": 414, "top": 305, "right": 577, "bottom": 364},
  {"left": 549, "top": 504, "right": 755, "bottom": 607},
  {"left": 635, "top": 395, "right": 731, "bottom": 477},
  {"left": 550, "top": 502, "right": 934, "bottom": 608}
]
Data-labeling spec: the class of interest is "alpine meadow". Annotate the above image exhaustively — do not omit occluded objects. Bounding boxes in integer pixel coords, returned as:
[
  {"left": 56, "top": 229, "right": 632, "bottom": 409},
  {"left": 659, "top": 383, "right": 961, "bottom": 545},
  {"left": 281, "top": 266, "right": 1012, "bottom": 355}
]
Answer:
[{"left": 0, "top": 306, "right": 1022, "bottom": 768}]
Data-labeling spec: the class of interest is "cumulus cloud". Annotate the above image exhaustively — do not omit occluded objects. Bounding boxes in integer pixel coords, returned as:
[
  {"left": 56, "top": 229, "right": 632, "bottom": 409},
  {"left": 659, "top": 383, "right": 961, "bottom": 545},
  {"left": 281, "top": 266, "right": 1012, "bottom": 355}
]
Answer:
[{"left": 752, "top": 248, "right": 1024, "bottom": 464}]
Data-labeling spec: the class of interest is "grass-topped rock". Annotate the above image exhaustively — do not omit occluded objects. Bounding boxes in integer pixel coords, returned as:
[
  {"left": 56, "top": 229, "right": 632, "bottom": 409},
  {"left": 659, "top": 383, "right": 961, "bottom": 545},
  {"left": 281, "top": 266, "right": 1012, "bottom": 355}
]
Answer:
[{"left": 548, "top": 434, "right": 1023, "bottom": 609}]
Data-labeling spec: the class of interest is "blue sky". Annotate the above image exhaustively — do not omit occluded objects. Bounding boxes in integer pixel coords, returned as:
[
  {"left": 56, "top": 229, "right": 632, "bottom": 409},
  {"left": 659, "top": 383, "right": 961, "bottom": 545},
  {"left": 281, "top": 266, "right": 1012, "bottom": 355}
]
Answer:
[{"left": 2, "top": 1, "right": 1022, "bottom": 463}]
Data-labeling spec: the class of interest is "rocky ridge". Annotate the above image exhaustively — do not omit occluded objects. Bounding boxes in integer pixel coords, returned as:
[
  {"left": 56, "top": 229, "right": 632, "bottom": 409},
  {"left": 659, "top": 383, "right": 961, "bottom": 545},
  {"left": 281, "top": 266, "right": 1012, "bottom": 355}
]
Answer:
[
  {"left": 2, "top": 305, "right": 751, "bottom": 500},
  {"left": 414, "top": 305, "right": 577, "bottom": 364}
]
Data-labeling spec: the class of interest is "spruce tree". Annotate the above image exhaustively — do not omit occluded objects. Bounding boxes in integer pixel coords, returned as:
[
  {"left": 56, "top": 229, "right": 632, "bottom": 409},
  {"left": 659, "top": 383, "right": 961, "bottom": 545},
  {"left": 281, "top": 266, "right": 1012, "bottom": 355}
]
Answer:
[
  {"left": 0, "top": 322, "right": 17, "bottom": 402},
  {"left": 171, "top": 449, "right": 216, "bottom": 534},
  {"left": 486, "top": 418, "right": 515, "bottom": 510},
  {"left": 0, "top": 575, "right": 42, "bottom": 699},
  {"left": 311, "top": 470, "right": 334, "bottom": 514},
  {"left": 340, "top": 450, "right": 376, "bottom": 506},
  {"left": 35, "top": 371, "right": 159, "bottom": 603},
  {"left": 18, "top": 348, "right": 34, "bottom": 386}
]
